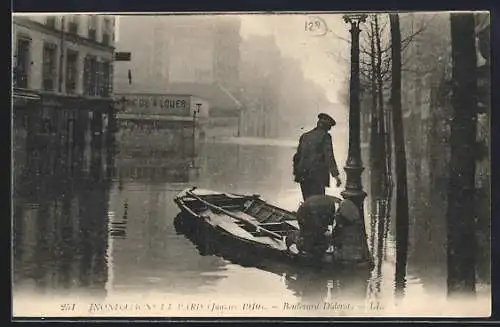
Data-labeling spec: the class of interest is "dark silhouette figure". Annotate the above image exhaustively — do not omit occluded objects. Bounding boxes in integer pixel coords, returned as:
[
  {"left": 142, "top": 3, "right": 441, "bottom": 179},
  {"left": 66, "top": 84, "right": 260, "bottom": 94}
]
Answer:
[
  {"left": 293, "top": 113, "right": 341, "bottom": 201},
  {"left": 293, "top": 195, "right": 339, "bottom": 257}
]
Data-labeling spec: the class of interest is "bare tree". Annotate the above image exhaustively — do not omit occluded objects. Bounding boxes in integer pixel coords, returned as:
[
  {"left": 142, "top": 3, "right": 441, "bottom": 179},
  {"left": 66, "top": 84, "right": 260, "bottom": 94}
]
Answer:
[
  {"left": 447, "top": 12, "right": 478, "bottom": 297},
  {"left": 368, "top": 18, "right": 383, "bottom": 203},
  {"left": 331, "top": 13, "right": 432, "bottom": 225},
  {"left": 389, "top": 13, "right": 410, "bottom": 300}
]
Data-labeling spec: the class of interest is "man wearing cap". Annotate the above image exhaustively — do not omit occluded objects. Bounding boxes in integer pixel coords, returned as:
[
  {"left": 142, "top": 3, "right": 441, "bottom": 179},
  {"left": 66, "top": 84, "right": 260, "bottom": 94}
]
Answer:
[{"left": 293, "top": 113, "right": 342, "bottom": 201}]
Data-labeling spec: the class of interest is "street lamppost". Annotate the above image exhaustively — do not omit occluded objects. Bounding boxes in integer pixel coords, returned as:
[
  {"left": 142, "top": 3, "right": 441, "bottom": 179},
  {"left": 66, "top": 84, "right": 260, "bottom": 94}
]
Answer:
[
  {"left": 192, "top": 103, "right": 202, "bottom": 163},
  {"left": 341, "top": 13, "right": 371, "bottom": 263}
]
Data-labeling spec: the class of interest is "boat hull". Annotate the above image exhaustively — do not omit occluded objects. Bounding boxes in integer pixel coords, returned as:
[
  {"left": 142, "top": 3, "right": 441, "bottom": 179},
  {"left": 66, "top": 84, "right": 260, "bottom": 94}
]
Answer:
[{"left": 173, "top": 187, "right": 373, "bottom": 270}]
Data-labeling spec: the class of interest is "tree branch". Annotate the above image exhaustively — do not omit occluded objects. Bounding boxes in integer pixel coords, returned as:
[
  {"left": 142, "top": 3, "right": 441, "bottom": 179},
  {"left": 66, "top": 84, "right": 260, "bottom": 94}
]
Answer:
[{"left": 378, "top": 16, "right": 431, "bottom": 55}]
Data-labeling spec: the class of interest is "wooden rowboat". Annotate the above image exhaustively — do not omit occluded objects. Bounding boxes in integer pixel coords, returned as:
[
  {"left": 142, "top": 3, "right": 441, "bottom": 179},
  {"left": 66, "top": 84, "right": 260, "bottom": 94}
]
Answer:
[{"left": 173, "top": 186, "right": 342, "bottom": 267}]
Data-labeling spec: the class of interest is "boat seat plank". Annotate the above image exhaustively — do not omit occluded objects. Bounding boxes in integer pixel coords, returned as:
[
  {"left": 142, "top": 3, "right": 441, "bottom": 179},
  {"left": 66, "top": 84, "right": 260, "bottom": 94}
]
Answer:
[
  {"left": 230, "top": 210, "right": 262, "bottom": 225},
  {"left": 251, "top": 230, "right": 289, "bottom": 235},
  {"left": 218, "top": 204, "right": 243, "bottom": 210},
  {"left": 259, "top": 222, "right": 287, "bottom": 226}
]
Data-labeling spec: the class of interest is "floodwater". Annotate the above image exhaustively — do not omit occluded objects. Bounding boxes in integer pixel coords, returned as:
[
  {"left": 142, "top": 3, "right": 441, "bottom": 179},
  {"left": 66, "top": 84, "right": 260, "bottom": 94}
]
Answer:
[{"left": 12, "top": 129, "right": 491, "bottom": 317}]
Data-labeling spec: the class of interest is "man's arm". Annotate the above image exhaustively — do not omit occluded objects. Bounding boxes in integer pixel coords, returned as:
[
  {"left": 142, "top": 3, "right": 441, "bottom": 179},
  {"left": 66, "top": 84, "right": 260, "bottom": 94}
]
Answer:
[
  {"left": 324, "top": 134, "right": 339, "bottom": 177},
  {"left": 293, "top": 135, "right": 303, "bottom": 176}
]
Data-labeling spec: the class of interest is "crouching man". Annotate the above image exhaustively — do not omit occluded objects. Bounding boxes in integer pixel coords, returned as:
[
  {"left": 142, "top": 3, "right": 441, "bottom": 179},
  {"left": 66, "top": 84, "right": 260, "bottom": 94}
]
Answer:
[{"left": 286, "top": 195, "right": 359, "bottom": 259}]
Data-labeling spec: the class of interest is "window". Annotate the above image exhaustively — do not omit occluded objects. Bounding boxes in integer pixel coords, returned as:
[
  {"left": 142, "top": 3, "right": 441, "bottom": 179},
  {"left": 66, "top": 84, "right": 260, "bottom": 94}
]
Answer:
[
  {"left": 66, "top": 50, "right": 78, "bottom": 94},
  {"left": 83, "top": 57, "right": 112, "bottom": 97},
  {"left": 88, "top": 29, "right": 97, "bottom": 41},
  {"left": 101, "top": 61, "right": 112, "bottom": 97},
  {"left": 102, "top": 33, "right": 110, "bottom": 45},
  {"left": 102, "top": 17, "right": 112, "bottom": 45},
  {"left": 83, "top": 55, "right": 98, "bottom": 96},
  {"left": 42, "top": 43, "right": 57, "bottom": 91},
  {"left": 88, "top": 15, "right": 98, "bottom": 41},
  {"left": 68, "top": 15, "right": 79, "bottom": 34},
  {"left": 96, "top": 61, "right": 104, "bottom": 96},
  {"left": 14, "top": 37, "right": 30, "bottom": 88},
  {"left": 45, "top": 16, "right": 56, "bottom": 28}
]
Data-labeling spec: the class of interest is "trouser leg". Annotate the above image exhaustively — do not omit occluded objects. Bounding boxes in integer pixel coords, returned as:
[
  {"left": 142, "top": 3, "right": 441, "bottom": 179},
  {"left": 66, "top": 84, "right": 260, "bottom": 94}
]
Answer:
[{"left": 300, "top": 181, "right": 325, "bottom": 201}]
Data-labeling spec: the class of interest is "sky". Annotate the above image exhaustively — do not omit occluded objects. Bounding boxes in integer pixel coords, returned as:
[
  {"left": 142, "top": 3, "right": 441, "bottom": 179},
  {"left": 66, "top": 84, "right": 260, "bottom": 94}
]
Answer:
[{"left": 239, "top": 14, "right": 351, "bottom": 106}]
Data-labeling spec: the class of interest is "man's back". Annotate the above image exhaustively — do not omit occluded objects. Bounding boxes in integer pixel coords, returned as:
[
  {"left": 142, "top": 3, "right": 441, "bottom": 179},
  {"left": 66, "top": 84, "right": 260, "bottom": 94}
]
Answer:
[
  {"left": 294, "top": 128, "right": 330, "bottom": 176},
  {"left": 296, "top": 194, "right": 338, "bottom": 232}
]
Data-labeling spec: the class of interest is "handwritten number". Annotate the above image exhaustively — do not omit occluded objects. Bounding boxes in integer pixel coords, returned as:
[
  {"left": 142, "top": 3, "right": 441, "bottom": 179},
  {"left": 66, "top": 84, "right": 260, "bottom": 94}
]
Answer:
[{"left": 304, "top": 17, "right": 328, "bottom": 36}]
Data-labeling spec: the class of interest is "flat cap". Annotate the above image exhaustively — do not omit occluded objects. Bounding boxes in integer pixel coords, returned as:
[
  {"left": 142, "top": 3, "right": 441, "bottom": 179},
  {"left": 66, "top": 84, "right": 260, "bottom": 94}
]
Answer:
[{"left": 318, "top": 113, "right": 336, "bottom": 126}]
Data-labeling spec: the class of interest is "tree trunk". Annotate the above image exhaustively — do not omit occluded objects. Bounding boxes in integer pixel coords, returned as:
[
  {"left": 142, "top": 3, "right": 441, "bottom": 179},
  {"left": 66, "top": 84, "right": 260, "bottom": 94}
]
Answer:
[
  {"left": 369, "top": 19, "right": 382, "bottom": 203},
  {"left": 374, "top": 15, "right": 388, "bottom": 198},
  {"left": 447, "top": 13, "right": 478, "bottom": 297},
  {"left": 389, "top": 13, "right": 410, "bottom": 300}
]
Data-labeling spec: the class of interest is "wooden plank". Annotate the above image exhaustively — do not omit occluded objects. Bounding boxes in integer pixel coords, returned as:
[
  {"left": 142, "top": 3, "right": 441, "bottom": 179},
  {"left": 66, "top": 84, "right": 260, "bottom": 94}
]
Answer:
[
  {"left": 186, "top": 191, "right": 284, "bottom": 240},
  {"left": 208, "top": 212, "right": 257, "bottom": 241}
]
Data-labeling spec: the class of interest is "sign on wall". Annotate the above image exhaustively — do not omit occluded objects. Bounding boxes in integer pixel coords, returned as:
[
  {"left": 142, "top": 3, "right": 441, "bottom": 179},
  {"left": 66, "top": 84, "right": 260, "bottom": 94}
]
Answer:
[
  {"left": 118, "top": 94, "right": 192, "bottom": 116},
  {"left": 114, "top": 52, "right": 132, "bottom": 61}
]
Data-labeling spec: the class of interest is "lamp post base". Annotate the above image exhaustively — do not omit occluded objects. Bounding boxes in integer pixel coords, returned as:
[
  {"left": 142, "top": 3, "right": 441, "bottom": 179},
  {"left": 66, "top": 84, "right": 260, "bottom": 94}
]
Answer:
[{"left": 337, "top": 165, "right": 372, "bottom": 265}]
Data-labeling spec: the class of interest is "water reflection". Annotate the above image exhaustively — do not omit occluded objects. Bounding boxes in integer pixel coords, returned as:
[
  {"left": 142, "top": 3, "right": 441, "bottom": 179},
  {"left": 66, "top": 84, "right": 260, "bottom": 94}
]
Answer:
[
  {"left": 105, "top": 137, "right": 228, "bottom": 296},
  {"left": 174, "top": 212, "right": 370, "bottom": 305},
  {"left": 108, "top": 201, "right": 128, "bottom": 239},
  {"left": 196, "top": 141, "right": 297, "bottom": 201},
  {"left": 114, "top": 148, "right": 196, "bottom": 184},
  {"left": 13, "top": 119, "right": 111, "bottom": 299}
]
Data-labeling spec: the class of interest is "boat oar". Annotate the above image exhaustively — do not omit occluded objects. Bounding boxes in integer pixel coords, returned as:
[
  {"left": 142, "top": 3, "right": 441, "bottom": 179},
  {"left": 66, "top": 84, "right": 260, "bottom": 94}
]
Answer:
[{"left": 185, "top": 190, "right": 285, "bottom": 241}]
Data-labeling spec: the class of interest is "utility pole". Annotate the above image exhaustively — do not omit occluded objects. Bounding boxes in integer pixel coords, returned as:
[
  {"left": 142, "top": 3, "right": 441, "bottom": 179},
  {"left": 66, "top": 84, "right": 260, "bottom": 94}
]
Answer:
[{"left": 192, "top": 103, "right": 202, "bottom": 160}]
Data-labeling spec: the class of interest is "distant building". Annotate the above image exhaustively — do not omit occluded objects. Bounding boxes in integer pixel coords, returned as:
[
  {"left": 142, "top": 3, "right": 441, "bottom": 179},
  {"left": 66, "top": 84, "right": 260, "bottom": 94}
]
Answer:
[
  {"left": 13, "top": 14, "right": 116, "bottom": 141},
  {"left": 239, "top": 36, "right": 334, "bottom": 139},
  {"left": 113, "top": 15, "right": 243, "bottom": 138},
  {"left": 239, "top": 34, "right": 283, "bottom": 138}
]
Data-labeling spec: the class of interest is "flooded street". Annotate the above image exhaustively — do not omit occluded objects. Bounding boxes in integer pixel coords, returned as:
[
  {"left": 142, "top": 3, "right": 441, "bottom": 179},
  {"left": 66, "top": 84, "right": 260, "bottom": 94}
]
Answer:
[{"left": 12, "top": 132, "right": 491, "bottom": 317}]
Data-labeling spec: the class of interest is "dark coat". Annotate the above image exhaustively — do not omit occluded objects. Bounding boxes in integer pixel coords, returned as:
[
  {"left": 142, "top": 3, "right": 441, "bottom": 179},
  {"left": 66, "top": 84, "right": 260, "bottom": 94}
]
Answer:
[
  {"left": 293, "top": 127, "right": 340, "bottom": 187},
  {"left": 296, "top": 194, "right": 338, "bottom": 232},
  {"left": 294, "top": 194, "right": 338, "bottom": 255}
]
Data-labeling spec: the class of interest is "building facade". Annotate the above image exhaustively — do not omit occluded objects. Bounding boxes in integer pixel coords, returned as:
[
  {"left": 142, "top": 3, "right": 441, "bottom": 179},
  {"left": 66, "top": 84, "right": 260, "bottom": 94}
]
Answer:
[{"left": 13, "top": 14, "right": 116, "bottom": 155}]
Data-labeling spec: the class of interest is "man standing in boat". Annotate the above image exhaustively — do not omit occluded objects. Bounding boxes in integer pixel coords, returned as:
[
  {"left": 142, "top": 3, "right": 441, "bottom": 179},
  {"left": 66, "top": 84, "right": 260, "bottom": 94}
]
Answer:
[{"left": 293, "top": 113, "right": 342, "bottom": 201}]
